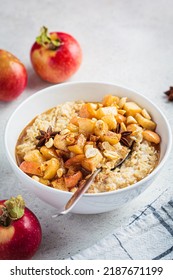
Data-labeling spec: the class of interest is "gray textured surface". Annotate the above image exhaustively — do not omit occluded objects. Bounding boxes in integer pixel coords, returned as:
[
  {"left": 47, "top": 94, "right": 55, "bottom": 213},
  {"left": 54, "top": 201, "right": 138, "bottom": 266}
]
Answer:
[{"left": 0, "top": 0, "right": 173, "bottom": 259}]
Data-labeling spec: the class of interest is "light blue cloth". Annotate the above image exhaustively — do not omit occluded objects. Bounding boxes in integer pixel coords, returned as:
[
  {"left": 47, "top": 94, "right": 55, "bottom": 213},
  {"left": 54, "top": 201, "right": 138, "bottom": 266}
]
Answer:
[{"left": 69, "top": 190, "right": 173, "bottom": 260}]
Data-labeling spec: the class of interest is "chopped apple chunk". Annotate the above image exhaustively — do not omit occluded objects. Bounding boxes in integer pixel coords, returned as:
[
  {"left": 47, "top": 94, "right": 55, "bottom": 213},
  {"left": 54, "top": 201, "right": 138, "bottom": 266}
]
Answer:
[
  {"left": 78, "top": 118, "right": 95, "bottom": 136},
  {"left": 101, "top": 131, "right": 121, "bottom": 145},
  {"left": 79, "top": 103, "right": 97, "bottom": 118},
  {"left": 81, "top": 150, "right": 103, "bottom": 172},
  {"left": 24, "top": 149, "right": 45, "bottom": 163},
  {"left": 101, "top": 115, "right": 117, "bottom": 130},
  {"left": 64, "top": 171, "right": 83, "bottom": 189},
  {"left": 68, "top": 134, "right": 86, "bottom": 154},
  {"left": 94, "top": 120, "right": 109, "bottom": 137},
  {"left": 64, "top": 154, "right": 85, "bottom": 168},
  {"left": 135, "top": 113, "right": 156, "bottom": 130},
  {"left": 96, "top": 106, "right": 117, "bottom": 119},
  {"left": 20, "top": 161, "right": 43, "bottom": 176},
  {"left": 123, "top": 102, "right": 142, "bottom": 116},
  {"left": 53, "top": 134, "right": 68, "bottom": 151},
  {"left": 102, "top": 95, "right": 120, "bottom": 106},
  {"left": 43, "top": 158, "right": 60, "bottom": 180}
]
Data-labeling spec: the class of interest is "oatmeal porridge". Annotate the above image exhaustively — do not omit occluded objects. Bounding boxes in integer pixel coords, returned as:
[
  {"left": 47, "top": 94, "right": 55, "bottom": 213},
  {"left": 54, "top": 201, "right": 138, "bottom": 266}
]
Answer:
[{"left": 16, "top": 94, "right": 160, "bottom": 193}]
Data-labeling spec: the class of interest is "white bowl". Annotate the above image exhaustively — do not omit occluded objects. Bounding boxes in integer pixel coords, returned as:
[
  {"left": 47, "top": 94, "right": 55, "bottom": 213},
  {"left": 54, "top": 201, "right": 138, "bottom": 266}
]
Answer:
[{"left": 5, "top": 82, "right": 172, "bottom": 214}]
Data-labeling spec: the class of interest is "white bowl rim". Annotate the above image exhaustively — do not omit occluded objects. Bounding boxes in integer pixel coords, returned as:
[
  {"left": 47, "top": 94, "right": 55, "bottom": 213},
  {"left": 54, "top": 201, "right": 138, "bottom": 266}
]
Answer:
[{"left": 4, "top": 81, "right": 172, "bottom": 198}]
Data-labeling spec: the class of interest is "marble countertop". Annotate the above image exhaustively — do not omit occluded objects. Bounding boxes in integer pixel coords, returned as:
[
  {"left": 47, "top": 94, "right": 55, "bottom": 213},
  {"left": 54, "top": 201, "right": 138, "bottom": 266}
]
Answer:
[{"left": 0, "top": 0, "right": 173, "bottom": 259}]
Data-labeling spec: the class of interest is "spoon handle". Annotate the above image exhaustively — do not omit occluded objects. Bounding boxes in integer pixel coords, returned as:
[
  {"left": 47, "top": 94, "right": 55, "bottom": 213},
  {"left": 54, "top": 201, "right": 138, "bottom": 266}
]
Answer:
[{"left": 60, "top": 168, "right": 101, "bottom": 215}]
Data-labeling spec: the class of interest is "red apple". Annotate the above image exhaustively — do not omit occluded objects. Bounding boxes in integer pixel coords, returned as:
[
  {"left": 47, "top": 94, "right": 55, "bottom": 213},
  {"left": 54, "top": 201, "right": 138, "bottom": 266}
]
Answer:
[
  {"left": 30, "top": 26, "right": 82, "bottom": 83},
  {"left": 0, "top": 50, "right": 27, "bottom": 102},
  {"left": 0, "top": 195, "right": 42, "bottom": 260}
]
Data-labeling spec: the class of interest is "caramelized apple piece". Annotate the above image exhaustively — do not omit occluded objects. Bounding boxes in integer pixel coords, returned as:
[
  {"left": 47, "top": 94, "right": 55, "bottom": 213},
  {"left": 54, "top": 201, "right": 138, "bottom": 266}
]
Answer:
[
  {"left": 78, "top": 118, "right": 95, "bottom": 136},
  {"left": 20, "top": 161, "right": 43, "bottom": 176},
  {"left": 51, "top": 177, "right": 68, "bottom": 191},
  {"left": 68, "top": 134, "right": 86, "bottom": 154},
  {"left": 142, "top": 130, "right": 160, "bottom": 144},
  {"left": 79, "top": 104, "right": 92, "bottom": 118},
  {"left": 135, "top": 113, "right": 156, "bottom": 130},
  {"left": 116, "top": 114, "right": 126, "bottom": 123},
  {"left": 81, "top": 151, "right": 103, "bottom": 172},
  {"left": 43, "top": 158, "right": 60, "bottom": 180},
  {"left": 64, "top": 154, "right": 85, "bottom": 168},
  {"left": 102, "top": 95, "right": 120, "bottom": 106},
  {"left": 101, "top": 115, "right": 117, "bottom": 130},
  {"left": 53, "top": 134, "right": 68, "bottom": 151},
  {"left": 24, "top": 149, "right": 45, "bottom": 163},
  {"left": 79, "top": 103, "right": 97, "bottom": 118},
  {"left": 123, "top": 101, "right": 142, "bottom": 116},
  {"left": 101, "top": 131, "right": 121, "bottom": 145},
  {"left": 70, "top": 116, "right": 79, "bottom": 126},
  {"left": 64, "top": 171, "right": 83, "bottom": 189},
  {"left": 94, "top": 120, "right": 109, "bottom": 137},
  {"left": 67, "top": 123, "right": 79, "bottom": 132},
  {"left": 86, "top": 103, "right": 97, "bottom": 118},
  {"left": 40, "top": 146, "right": 58, "bottom": 160},
  {"left": 96, "top": 106, "right": 117, "bottom": 119}
]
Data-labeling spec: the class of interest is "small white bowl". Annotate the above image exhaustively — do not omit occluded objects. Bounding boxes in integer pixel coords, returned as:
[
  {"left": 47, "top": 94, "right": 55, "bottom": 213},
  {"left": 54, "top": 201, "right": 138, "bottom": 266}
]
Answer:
[{"left": 4, "top": 82, "right": 172, "bottom": 214}]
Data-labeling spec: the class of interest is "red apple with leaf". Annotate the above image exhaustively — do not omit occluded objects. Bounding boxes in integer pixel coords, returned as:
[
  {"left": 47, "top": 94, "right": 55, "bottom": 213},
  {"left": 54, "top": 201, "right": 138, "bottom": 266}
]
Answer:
[
  {"left": 0, "top": 50, "right": 27, "bottom": 102},
  {"left": 30, "top": 26, "right": 82, "bottom": 83},
  {"left": 0, "top": 195, "right": 42, "bottom": 260}
]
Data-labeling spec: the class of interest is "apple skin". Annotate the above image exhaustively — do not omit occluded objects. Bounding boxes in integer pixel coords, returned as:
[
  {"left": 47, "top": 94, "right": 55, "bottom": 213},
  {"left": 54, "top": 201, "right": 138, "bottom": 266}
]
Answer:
[
  {"left": 30, "top": 31, "right": 82, "bottom": 83},
  {"left": 0, "top": 200, "right": 42, "bottom": 260},
  {"left": 0, "top": 50, "right": 27, "bottom": 102}
]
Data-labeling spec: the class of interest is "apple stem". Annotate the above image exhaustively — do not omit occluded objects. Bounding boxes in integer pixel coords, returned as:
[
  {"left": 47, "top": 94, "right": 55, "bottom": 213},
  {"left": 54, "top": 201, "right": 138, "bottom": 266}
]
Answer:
[
  {"left": 0, "top": 195, "right": 25, "bottom": 227},
  {"left": 36, "top": 26, "right": 62, "bottom": 50},
  {"left": 5, "top": 195, "right": 25, "bottom": 220}
]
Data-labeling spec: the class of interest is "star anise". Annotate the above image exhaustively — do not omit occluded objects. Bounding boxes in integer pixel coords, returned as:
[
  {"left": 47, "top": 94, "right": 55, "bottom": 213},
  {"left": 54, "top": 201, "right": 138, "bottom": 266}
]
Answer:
[
  {"left": 116, "top": 123, "right": 132, "bottom": 147},
  {"left": 164, "top": 87, "right": 173, "bottom": 101},
  {"left": 35, "top": 126, "right": 59, "bottom": 147}
]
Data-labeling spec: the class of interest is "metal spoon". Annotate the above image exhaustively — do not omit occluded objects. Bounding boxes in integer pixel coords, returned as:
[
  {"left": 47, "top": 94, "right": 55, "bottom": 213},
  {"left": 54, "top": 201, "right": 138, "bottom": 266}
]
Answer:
[{"left": 55, "top": 145, "right": 133, "bottom": 215}]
